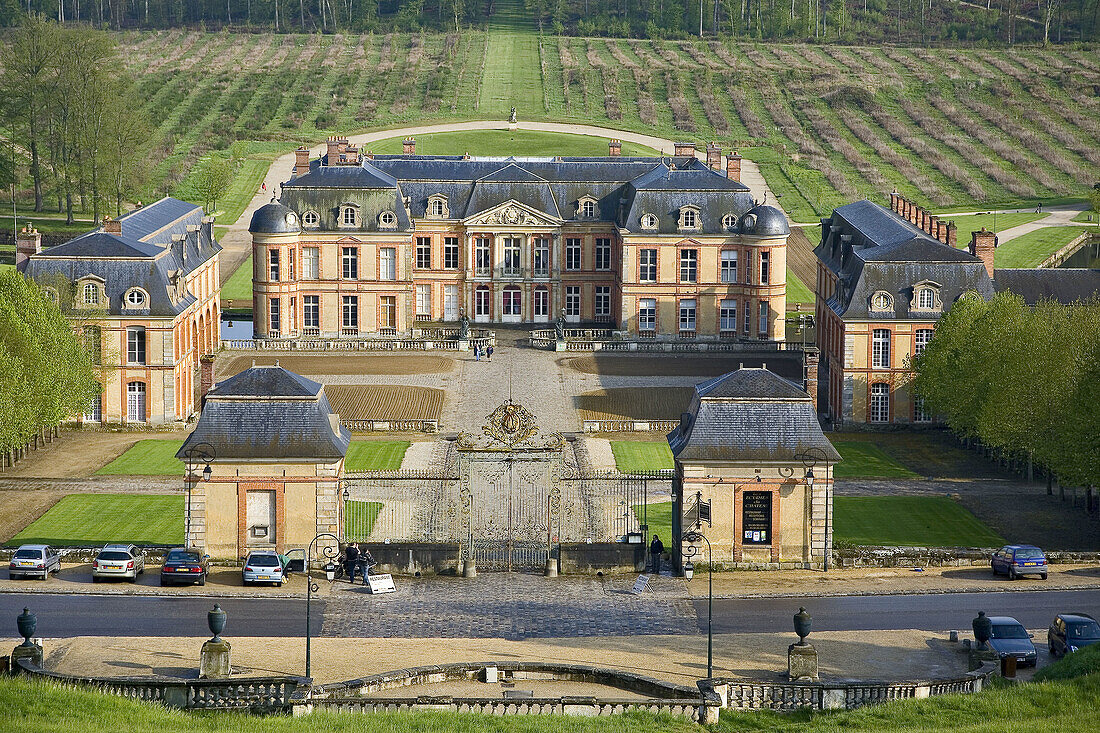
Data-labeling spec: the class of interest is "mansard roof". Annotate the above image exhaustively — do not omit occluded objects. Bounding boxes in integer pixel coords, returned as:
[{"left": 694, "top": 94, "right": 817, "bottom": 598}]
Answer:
[{"left": 993, "top": 268, "right": 1100, "bottom": 305}]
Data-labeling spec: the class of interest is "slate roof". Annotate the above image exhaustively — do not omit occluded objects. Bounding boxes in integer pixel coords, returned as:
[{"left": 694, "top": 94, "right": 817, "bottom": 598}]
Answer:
[
  {"left": 816, "top": 200, "right": 995, "bottom": 320},
  {"left": 667, "top": 368, "right": 840, "bottom": 463},
  {"left": 993, "top": 268, "right": 1100, "bottom": 305},
  {"left": 250, "top": 198, "right": 302, "bottom": 234},
  {"left": 280, "top": 155, "right": 769, "bottom": 236},
  {"left": 25, "top": 197, "right": 220, "bottom": 318},
  {"left": 177, "top": 366, "right": 351, "bottom": 461}
]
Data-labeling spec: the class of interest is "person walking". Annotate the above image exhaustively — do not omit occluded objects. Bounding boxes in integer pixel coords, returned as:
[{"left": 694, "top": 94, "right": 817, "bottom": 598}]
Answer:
[
  {"left": 344, "top": 542, "right": 360, "bottom": 584},
  {"left": 486, "top": 344, "right": 494, "bottom": 362},
  {"left": 648, "top": 534, "right": 664, "bottom": 573},
  {"left": 360, "top": 547, "right": 376, "bottom": 584},
  {"left": 474, "top": 344, "right": 481, "bottom": 361}
]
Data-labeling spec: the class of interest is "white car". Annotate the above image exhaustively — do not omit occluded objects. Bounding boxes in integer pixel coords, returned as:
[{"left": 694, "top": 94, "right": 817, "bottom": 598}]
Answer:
[
  {"left": 92, "top": 544, "right": 145, "bottom": 583},
  {"left": 9, "top": 544, "right": 61, "bottom": 580},
  {"left": 242, "top": 550, "right": 286, "bottom": 587}
]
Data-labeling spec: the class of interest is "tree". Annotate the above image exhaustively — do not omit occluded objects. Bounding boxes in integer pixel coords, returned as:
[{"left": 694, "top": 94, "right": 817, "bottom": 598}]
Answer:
[
  {"left": 192, "top": 155, "right": 235, "bottom": 215},
  {"left": 104, "top": 100, "right": 150, "bottom": 217}
]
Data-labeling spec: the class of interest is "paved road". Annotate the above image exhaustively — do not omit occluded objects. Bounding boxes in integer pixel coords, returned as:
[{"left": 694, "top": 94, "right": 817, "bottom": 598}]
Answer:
[{"left": 695, "top": 589, "right": 1100, "bottom": 634}]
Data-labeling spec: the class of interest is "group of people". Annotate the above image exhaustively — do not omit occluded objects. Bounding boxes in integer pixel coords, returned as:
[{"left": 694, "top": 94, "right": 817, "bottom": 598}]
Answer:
[
  {"left": 473, "top": 343, "right": 494, "bottom": 361},
  {"left": 342, "top": 542, "right": 376, "bottom": 584}
]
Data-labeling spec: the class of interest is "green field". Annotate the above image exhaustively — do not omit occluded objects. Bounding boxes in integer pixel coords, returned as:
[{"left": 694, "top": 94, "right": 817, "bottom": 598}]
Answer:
[
  {"left": 632, "top": 501, "right": 673, "bottom": 547},
  {"left": 832, "top": 440, "right": 922, "bottom": 479},
  {"left": 948, "top": 211, "right": 1045, "bottom": 235},
  {"left": 834, "top": 496, "right": 1005, "bottom": 547},
  {"left": 344, "top": 441, "right": 410, "bottom": 472},
  {"left": 784, "top": 267, "right": 814, "bottom": 307},
  {"left": 7, "top": 495, "right": 183, "bottom": 547},
  {"left": 95, "top": 440, "right": 185, "bottom": 476},
  {"left": 996, "top": 226, "right": 1092, "bottom": 267},
  {"left": 369, "top": 129, "right": 661, "bottom": 157},
  {"left": 611, "top": 441, "right": 674, "bottom": 473},
  {"left": 219, "top": 253, "right": 254, "bottom": 306},
  {"left": 343, "top": 500, "right": 383, "bottom": 540}
]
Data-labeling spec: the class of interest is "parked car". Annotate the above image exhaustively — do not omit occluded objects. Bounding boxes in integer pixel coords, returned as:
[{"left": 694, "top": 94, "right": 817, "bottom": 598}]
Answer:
[
  {"left": 8, "top": 544, "right": 61, "bottom": 580},
  {"left": 1048, "top": 613, "right": 1100, "bottom": 658},
  {"left": 242, "top": 550, "right": 286, "bottom": 587},
  {"left": 991, "top": 544, "right": 1048, "bottom": 580},
  {"left": 985, "top": 616, "right": 1038, "bottom": 667},
  {"left": 92, "top": 544, "right": 145, "bottom": 583},
  {"left": 159, "top": 547, "right": 210, "bottom": 586}
]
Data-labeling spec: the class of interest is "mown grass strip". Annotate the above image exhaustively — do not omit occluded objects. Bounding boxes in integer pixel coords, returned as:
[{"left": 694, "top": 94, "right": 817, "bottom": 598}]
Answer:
[
  {"left": 7, "top": 495, "right": 184, "bottom": 547},
  {"left": 344, "top": 441, "right": 411, "bottom": 472},
  {"left": 834, "top": 496, "right": 1005, "bottom": 547},
  {"left": 95, "top": 439, "right": 185, "bottom": 476}
]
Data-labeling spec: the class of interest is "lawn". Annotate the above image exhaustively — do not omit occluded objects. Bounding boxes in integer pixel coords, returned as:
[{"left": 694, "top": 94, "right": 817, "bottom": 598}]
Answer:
[
  {"left": 834, "top": 496, "right": 1005, "bottom": 547},
  {"left": 947, "top": 211, "right": 1044, "bottom": 235},
  {"left": 784, "top": 267, "right": 814, "bottom": 307},
  {"left": 344, "top": 441, "right": 410, "bottom": 472},
  {"left": 632, "top": 501, "right": 673, "bottom": 546},
  {"left": 95, "top": 439, "right": 185, "bottom": 476},
  {"left": 6, "top": 495, "right": 183, "bottom": 547},
  {"left": 220, "top": 253, "right": 253, "bottom": 307},
  {"left": 611, "top": 441, "right": 674, "bottom": 473},
  {"left": 995, "top": 226, "right": 1091, "bottom": 267},
  {"left": 1071, "top": 209, "right": 1098, "bottom": 224},
  {"left": 344, "top": 500, "right": 383, "bottom": 540},
  {"left": 369, "top": 129, "right": 661, "bottom": 157},
  {"left": 831, "top": 440, "right": 921, "bottom": 479}
]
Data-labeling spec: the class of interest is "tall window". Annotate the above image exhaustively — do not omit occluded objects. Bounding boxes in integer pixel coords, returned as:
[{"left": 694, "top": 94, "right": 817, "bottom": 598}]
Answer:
[
  {"left": 679, "top": 249, "right": 697, "bottom": 283},
  {"left": 475, "top": 237, "right": 491, "bottom": 275},
  {"left": 720, "top": 299, "right": 737, "bottom": 332},
  {"left": 872, "top": 328, "right": 891, "bottom": 368},
  {"left": 502, "top": 286, "right": 522, "bottom": 317},
  {"left": 744, "top": 252, "right": 752, "bottom": 284},
  {"left": 758, "top": 300, "right": 769, "bottom": 334},
  {"left": 595, "top": 238, "right": 611, "bottom": 270},
  {"left": 870, "top": 383, "right": 890, "bottom": 423},
  {"left": 342, "top": 296, "right": 358, "bottom": 330},
  {"left": 288, "top": 249, "right": 296, "bottom": 281},
  {"left": 914, "top": 328, "right": 934, "bottom": 356},
  {"left": 127, "top": 326, "right": 146, "bottom": 365},
  {"left": 534, "top": 287, "right": 549, "bottom": 317},
  {"left": 581, "top": 199, "right": 595, "bottom": 218},
  {"left": 416, "top": 284, "right": 431, "bottom": 316},
  {"left": 84, "top": 326, "right": 102, "bottom": 365},
  {"left": 914, "top": 396, "right": 931, "bottom": 423},
  {"left": 83, "top": 283, "right": 99, "bottom": 305},
  {"left": 83, "top": 394, "right": 102, "bottom": 423},
  {"left": 443, "top": 237, "right": 459, "bottom": 269},
  {"left": 595, "top": 285, "right": 611, "bottom": 318},
  {"left": 430, "top": 199, "right": 446, "bottom": 217},
  {"left": 760, "top": 251, "right": 770, "bottom": 285},
  {"left": 269, "top": 298, "right": 280, "bottom": 335},
  {"left": 565, "top": 238, "right": 581, "bottom": 270},
  {"left": 503, "top": 237, "right": 521, "bottom": 275},
  {"left": 917, "top": 288, "right": 935, "bottom": 310},
  {"left": 342, "top": 206, "right": 356, "bottom": 226},
  {"left": 379, "top": 248, "right": 395, "bottom": 280},
  {"left": 721, "top": 250, "right": 738, "bottom": 283},
  {"left": 378, "top": 296, "right": 396, "bottom": 329},
  {"left": 533, "top": 238, "right": 550, "bottom": 276},
  {"left": 638, "top": 298, "right": 656, "bottom": 332},
  {"left": 565, "top": 286, "right": 581, "bottom": 317},
  {"left": 679, "top": 298, "right": 697, "bottom": 332},
  {"left": 474, "top": 286, "right": 490, "bottom": 317},
  {"left": 269, "top": 248, "right": 280, "bottom": 281},
  {"left": 639, "top": 249, "right": 657, "bottom": 282},
  {"left": 303, "top": 248, "right": 319, "bottom": 279},
  {"left": 341, "top": 247, "right": 358, "bottom": 279},
  {"left": 744, "top": 299, "right": 751, "bottom": 333},
  {"left": 303, "top": 295, "right": 320, "bottom": 329},
  {"left": 681, "top": 208, "right": 698, "bottom": 229},
  {"left": 443, "top": 284, "right": 458, "bottom": 320},
  {"left": 415, "top": 237, "right": 431, "bottom": 269},
  {"left": 126, "top": 382, "right": 146, "bottom": 423}
]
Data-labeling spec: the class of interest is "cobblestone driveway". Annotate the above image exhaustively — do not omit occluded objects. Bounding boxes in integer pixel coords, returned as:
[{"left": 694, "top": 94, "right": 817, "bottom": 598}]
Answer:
[{"left": 322, "top": 573, "right": 695, "bottom": 640}]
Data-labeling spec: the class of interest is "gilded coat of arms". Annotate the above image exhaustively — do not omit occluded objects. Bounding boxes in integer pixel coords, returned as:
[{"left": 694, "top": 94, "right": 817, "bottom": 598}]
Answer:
[{"left": 482, "top": 399, "right": 538, "bottom": 446}]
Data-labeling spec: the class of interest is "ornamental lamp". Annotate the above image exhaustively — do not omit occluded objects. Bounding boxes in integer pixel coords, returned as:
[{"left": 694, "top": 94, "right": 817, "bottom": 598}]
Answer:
[
  {"left": 324, "top": 561, "right": 337, "bottom": 582},
  {"left": 805, "top": 467, "right": 814, "bottom": 489},
  {"left": 684, "top": 560, "right": 694, "bottom": 581},
  {"left": 202, "top": 464, "right": 212, "bottom": 482}
]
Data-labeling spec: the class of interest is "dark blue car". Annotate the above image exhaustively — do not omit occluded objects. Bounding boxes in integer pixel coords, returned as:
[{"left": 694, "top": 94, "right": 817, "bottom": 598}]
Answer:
[
  {"left": 991, "top": 545, "right": 1047, "bottom": 580},
  {"left": 1048, "top": 613, "right": 1100, "bottom": 658},
  {"left": 986, "top": 616, "right": 1038, "bottom": 667}
]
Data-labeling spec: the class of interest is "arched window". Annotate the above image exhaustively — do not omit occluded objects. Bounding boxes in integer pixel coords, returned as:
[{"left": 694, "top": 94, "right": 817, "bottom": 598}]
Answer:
[
  {"left": 127, "top": 381, "right": 147, "bottom": 423},
  {"left": 430, "top": 198, "right": 446, "bottom": 217},
  {"left": 722, "top": 213, "right": 738, "bottom": 230},
  {"left": 640, "top": 213, "right": 658, "bottom": 230},
  {"left": 302, "top": 211, "right": 319, "bottom": 227},
  {"left": 580, "top": 200, "right": 595, "bottom": 218},
  {"left": 870, "top": 383, "right": 890, "bottom": 423},
  {"left": 341, "top": 206, "right": 357, "bottom": 226},
  {"left": 83, "top": 283, "right": 99, "bottom": 305},
  {"left": 679, "top": 207, "right": 699, "bottom": 230},
  {"left": 125, "top": 288, "right": 147, "bottom": 307}
]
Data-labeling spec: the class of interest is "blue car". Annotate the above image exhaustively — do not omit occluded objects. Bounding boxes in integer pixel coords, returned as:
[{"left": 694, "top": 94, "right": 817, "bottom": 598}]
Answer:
[
  {"left": 991, "top": 545, "right": 1048, "bottom": 580},
  {"left": 1048, "top": 613, "right": 1100, "bottom": 658},
  {"left": 986, "top": 616, "right": 1038, "bottom": 667}
]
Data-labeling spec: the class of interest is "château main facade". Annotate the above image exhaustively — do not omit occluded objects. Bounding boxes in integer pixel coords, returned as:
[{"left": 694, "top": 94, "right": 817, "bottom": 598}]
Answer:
[{"left": 249, "top": 138, "right": 790, "bottom": 340}]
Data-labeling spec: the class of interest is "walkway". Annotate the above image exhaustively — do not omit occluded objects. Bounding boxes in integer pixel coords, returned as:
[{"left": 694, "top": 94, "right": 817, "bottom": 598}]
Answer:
[{"left": 935, "top": 203, "right": 1091, "bottom": 245}]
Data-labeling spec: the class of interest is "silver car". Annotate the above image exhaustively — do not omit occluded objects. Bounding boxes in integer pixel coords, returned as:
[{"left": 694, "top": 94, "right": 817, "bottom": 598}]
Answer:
[
  {"left": 242, "top": 550, "right": 286, "bottom": 587},
  {"left": 9, "top": 544, "right": 61, "bottom": 580},
  {"left": 92, "top": 544, "right": 145, "bottom": 583}
]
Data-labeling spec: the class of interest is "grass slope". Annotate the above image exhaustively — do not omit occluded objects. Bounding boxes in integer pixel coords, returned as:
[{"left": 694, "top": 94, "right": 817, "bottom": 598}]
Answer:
[
  {"left": 7, "top": 495, "right": 183, "bottom": 547},
  {"left": 834, "top": 496, "right": 1005, "bottom": 547},
  {"left": 611, "top": 441, "right": 674, "bottom": 473},
  {"left": 344, "top": 441, "right": 411, "bottom": 471},
  {"left": 948, "top": 212, "right": 1045, "bottom": 234},
  {"left": 632, "top": 501, "right": 673, "bottom": 546},
  {"left": 220, "top": 253, "right": 254, "bottom": 305},
  {"left": 995, "top": 226, "right": 1092, "bottom": 267},
  {"left": 784, "top": 267, "right": 814, "bottom": 307},
  {"left": 369, "top": 129, "right": 660, "bottom": 157},
  {"left": 95, "top": 439, "right": 185, "bottom": 476},
  {"left": 831, "top": 440, "right": 921, "bottom": 479}
]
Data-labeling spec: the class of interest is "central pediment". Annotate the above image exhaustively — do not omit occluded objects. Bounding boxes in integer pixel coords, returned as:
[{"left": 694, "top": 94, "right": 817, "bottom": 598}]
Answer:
[{"left": 463, "top": 199, "right": 563, "bottom": 228}]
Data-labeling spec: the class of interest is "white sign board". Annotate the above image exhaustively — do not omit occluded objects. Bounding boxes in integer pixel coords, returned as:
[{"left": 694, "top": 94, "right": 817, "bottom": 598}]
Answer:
[
  {"left": 630, "top": 575, "right": 650, "bottom": 595},
  {"left": 367, "top": 573, "right": 396, "bottom": 594}
]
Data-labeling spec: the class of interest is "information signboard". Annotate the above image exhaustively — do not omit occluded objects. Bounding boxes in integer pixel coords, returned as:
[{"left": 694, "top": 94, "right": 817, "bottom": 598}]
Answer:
[
  {"left": 742, "top": 491, "right": 772, "bottom": 545},
  {"left": 367, "top": 573, "right": 397, "bottom": 594}
]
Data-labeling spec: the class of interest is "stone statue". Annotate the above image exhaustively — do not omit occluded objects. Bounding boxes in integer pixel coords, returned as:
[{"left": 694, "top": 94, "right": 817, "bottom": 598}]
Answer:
[
  {"left": 509, "top": 107, "right": 517, "bottom": 124},
  {"left": 555, "top": 309, "right": 567, "bottom": 340},
  {"left": 458, "top": 312, "right": 470, "bottom": 339}
]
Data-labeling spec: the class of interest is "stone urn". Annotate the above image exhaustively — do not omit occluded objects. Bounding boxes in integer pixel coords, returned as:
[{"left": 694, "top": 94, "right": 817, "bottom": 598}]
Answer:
[
  {"left": 17, "top": 607, "right": 36, "bottom": 647},
  {"left": 207, "top": 604, "right": 227, "bottom": 643},
  {"left": 793, "top": 607, "right": 812, "bottom": 646},
  {"left": 973, "top": 611, "right": 992, "bottom": 650}
]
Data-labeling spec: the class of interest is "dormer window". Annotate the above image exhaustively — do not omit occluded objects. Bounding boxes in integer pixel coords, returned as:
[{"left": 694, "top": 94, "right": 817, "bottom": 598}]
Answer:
[
  {"left": 125, "top": 288, "right": 147, "bottom": 307},
  {"left": 871, "top": 291, "right": 893, "bottom": 311},
  {"left": 577, "top": 196, "right": 597, "bottom": 219},
  {"left": 427, "top": 195, "right": 449, "bottom": 219},
  {"left": 678, "top": 206, "right": 700, "bottom": 231},
  {"left": 640, "top": 213, "right": 658, "bottom": 230},
  {"left": 302, "top": 211, "right": 319, "bottom": 227},
  {"left": 378, "top": 211, "right": 397, "bottom": 229},
  {"left": 722, "top": 213, "right": 737, "bottom": 231},
  {"left": 82, "top": 283, "right": 100, "bottom": 305},
  {"left": 916, "top": 287, "right": 935, "bottom": 310},
  {"left": 340, "top": 205, "right": 359, "bottom": 227}
]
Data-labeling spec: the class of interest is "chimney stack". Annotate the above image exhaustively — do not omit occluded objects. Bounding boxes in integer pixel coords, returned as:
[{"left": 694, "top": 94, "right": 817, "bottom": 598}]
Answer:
[
  {"left": 673, "top": 141, "right": 696, "bottom": 157},
  {"left": 947, "top": 221, "right": 957, "bottom": 248},
  {"left": 706, "top": 142, "right": 722, "bottom": 170},
  {"left": 725, "top": 152, "right": 742, "bottom": 181},
  {"left": 15, "top": 227, "right": 42, "bottom": 272},
  {"left": 889, "top": 190, "right": 899, "bottom": 213},
  {"left": 200, "top": 354, "right": 216, "bottom": 408},
  {"left": 969, "top": 228, "right": 997, "bottom": 279},
  {"left": 403, "top": 137, "right": 416, "bottom": 155},
  {"left": 805, "top": 348, "right": 820, "bottom": 416},
  {"left": 608, "top": 139, "right": 621, "bottom": 157},
  {"left": 294, "top": 146, "right": 310, "bottom": 176},
  {"left": 326, "top": 136, "right": 341, "bottom": 164},
  {"left": 103, "top": 216, "right": 122, "bottom": 235}
]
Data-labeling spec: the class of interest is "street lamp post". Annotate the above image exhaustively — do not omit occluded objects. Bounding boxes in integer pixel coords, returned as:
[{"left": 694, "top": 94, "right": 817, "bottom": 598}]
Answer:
[
  {"left": 798, "top": 447, "right": 830, "bottom": 572},
  {"left": 682, "top": 529, "right": 713, "bottom": 679},
  {"left": 181, "top": 442, "right": 215, "bottom": 548},
  {"left": 305, "top": 531, "right": 340, "bottom": 678}
]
